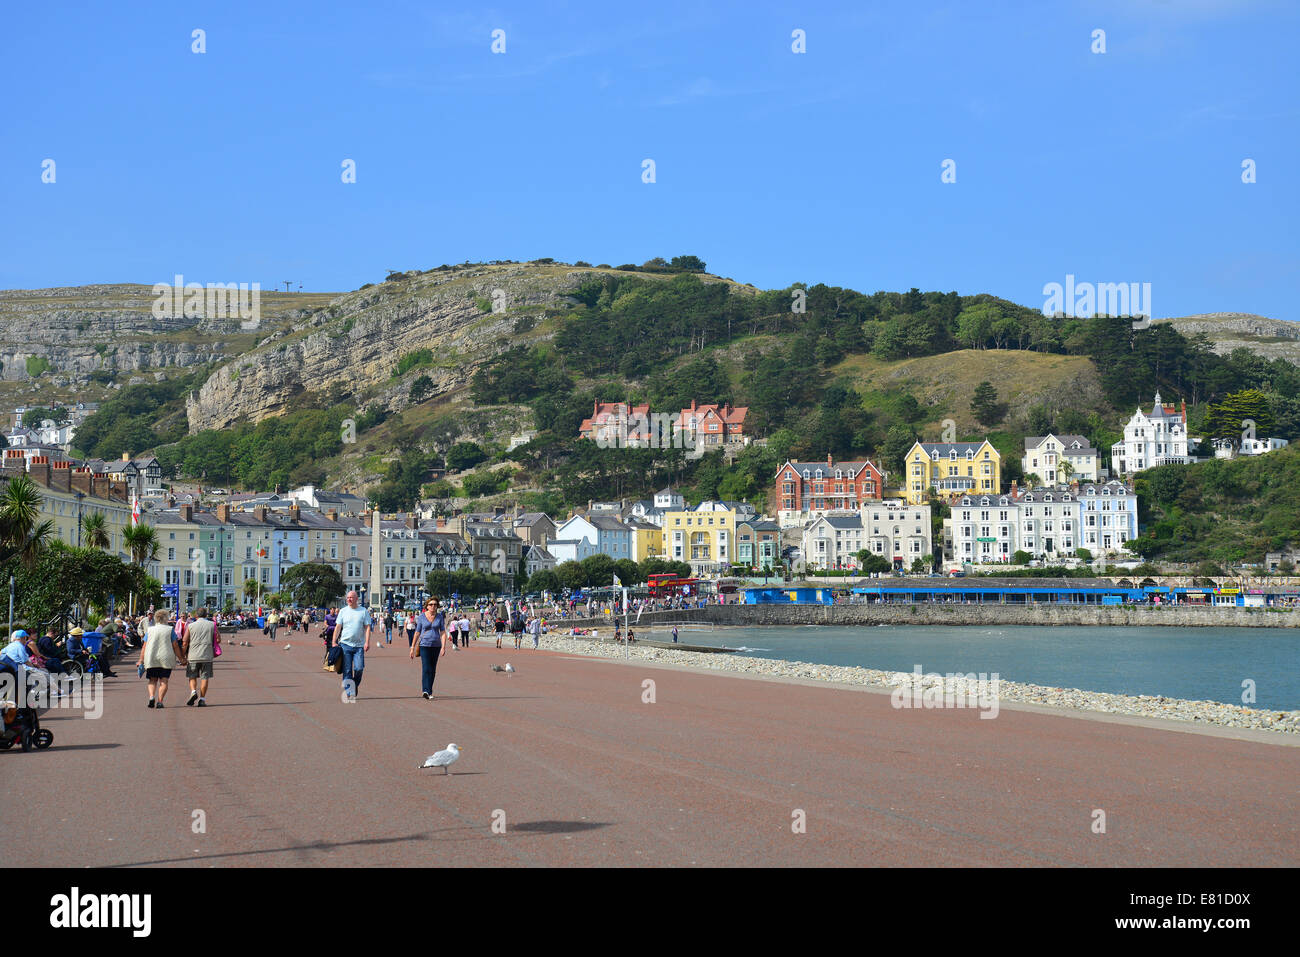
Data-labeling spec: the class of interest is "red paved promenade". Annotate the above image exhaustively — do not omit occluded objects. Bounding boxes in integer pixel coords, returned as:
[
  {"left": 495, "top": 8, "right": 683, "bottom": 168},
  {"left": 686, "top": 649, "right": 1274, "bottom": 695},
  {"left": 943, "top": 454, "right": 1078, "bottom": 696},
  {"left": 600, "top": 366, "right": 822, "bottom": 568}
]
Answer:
[{"left": 3, "top": 635, "right": 1296, "bottom": 867}]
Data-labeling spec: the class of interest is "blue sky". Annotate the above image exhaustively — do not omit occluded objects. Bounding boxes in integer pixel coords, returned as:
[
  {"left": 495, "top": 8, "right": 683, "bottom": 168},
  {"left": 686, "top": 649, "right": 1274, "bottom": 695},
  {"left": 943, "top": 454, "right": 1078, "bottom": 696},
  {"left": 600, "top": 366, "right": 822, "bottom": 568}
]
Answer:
[{"left": 3, "top": 0, "right": 1297, "bottom": 319}]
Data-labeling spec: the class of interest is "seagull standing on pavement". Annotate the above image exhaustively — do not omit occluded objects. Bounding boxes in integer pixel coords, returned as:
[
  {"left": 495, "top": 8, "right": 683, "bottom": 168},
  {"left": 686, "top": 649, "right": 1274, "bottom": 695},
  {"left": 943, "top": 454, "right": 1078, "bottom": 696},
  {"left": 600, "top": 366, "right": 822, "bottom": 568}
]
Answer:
[{"left": 420, "top": 743, "right": 462, "bottom": 774}]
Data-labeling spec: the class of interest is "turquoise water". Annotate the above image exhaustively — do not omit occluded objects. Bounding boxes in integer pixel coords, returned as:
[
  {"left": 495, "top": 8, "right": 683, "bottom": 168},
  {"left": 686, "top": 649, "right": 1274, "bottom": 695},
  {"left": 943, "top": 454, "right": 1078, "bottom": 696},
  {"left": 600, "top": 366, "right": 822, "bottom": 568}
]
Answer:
[{"left": 640, "top": 624, "right": 1300, "bottom": 710}]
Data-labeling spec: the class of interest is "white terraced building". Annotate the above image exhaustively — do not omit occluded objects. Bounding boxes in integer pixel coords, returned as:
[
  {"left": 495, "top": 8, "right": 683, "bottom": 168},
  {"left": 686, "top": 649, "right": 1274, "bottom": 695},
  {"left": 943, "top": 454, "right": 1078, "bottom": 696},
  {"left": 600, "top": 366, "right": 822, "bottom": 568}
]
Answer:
[
  {"left": 1014, "top": 487, "right": 1079, "bottom": 560},
  {"left": 1077, "top": 481, "right": 1138, "bottom": 556},
  {"left": 802, "top": 504, "right": 934, "bottom": 571},
  {"left": 950, "top": 482, "right": 1136, "bottom": 564},
  {"left": 858, "top": 502, "right": 932, "bottom": 566},
  {"left": 950, "top": 493, "right": 1020, "bottom": 563},
  {"left": 1111, "top": 392, "right": 1191, "bottom": 474}
]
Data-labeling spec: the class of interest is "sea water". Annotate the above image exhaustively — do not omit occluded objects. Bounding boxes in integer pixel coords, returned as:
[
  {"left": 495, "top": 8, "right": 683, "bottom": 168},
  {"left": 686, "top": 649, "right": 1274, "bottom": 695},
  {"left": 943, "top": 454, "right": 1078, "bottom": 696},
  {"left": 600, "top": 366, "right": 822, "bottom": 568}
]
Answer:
[{"left": 645, "top": 624, "right": 1300, "bottom": 710}]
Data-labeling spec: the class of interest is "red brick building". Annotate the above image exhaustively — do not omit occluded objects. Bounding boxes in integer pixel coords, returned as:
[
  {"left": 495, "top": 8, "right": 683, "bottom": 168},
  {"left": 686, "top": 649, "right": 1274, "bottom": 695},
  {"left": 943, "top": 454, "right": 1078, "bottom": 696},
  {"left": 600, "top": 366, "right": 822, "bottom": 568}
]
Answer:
[
  {"left": 578, "top": 401, "right": 652, "bottom": 445},
  {"left": 773, "top": 455, "right": 887, "bottom": 526},
  {"left": 678, "top": 400, "right": 748, "bottom": 446}
]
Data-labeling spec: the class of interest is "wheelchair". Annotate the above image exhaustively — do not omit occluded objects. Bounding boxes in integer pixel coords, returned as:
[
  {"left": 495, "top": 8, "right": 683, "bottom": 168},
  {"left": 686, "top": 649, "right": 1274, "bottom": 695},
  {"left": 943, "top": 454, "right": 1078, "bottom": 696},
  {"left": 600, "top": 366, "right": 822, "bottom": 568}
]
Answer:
[{"left": 60, "top": 634, "right": 106, "bottom": 680}]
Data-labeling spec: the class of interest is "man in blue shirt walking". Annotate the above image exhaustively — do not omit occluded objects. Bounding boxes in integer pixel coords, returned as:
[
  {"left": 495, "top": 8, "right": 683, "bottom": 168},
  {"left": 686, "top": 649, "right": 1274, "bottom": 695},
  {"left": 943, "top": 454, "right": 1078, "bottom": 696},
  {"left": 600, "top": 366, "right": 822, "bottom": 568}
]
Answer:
[{"left": 332, "top": 590, "right": 372, "bottom": 703}]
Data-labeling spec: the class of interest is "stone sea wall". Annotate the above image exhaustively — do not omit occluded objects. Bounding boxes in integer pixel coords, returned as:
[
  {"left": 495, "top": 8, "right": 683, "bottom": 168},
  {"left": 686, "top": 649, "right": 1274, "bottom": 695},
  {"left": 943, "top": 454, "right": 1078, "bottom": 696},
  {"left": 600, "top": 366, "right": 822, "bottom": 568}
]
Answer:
[{"left": 557, "top": 604, "right": 1300, "bottom": 629}]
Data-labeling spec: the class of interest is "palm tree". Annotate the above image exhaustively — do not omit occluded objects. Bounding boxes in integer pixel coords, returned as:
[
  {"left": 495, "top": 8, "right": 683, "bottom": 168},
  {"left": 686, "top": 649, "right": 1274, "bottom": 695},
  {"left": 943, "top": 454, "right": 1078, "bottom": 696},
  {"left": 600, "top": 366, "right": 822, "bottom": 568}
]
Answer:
[
  {"left": 81, "top": 511, "right": 110, "bottom": 550},
  {"left": 243, "top": 578, "right": 260, "bottom": 602},
  {"left": 123, "top": 523, "right": 161, "bottom": 615},
  {"left": 123, "top": 523, "right": 160, "bottom": 567},
  {"left": 0, "top": 475, "right": 55, "bottom": 567}
]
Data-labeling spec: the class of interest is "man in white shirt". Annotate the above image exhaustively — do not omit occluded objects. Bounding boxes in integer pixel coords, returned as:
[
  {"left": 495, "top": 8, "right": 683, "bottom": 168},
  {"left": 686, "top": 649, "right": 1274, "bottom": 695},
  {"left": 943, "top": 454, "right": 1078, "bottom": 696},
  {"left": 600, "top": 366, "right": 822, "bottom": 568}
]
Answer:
[{"left": 332, "top": 591, "right": 372, "bottom": 703}]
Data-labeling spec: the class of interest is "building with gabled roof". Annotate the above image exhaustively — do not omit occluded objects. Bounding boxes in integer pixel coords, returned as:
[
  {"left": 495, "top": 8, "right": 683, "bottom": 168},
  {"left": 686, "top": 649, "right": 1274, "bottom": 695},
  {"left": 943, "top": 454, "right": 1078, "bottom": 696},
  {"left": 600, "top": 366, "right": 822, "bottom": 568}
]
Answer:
[
  {"left": 677, "top": 400, "right": 749, "bottom": 447},
  {"left": 1111, "top": 392, "right": 1190, "bottom": 474},
  {"left": 773, "top": 454, "right": 887, "bottom": 527},
  {"left": 904, "top": 440, "right": 1001, "bottom": 504},
  {"left": 1022, "top": 434, "right": 1100, "bottom": 484}
]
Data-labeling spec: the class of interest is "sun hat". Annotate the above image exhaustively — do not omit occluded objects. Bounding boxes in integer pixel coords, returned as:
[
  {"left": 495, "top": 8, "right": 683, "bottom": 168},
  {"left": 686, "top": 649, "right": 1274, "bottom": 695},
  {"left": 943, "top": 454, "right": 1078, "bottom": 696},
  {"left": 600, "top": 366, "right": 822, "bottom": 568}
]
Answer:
[{"left": 69, "top": 627, "right": 85, "bottom": 636}]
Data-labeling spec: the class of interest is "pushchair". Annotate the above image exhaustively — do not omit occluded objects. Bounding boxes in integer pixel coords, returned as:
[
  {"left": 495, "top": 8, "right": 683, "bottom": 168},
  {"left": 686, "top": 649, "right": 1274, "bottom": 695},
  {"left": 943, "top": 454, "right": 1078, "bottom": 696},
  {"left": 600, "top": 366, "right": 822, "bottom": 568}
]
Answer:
[{"left": 0, "top": 667, "right": 54, "bottom": 751}]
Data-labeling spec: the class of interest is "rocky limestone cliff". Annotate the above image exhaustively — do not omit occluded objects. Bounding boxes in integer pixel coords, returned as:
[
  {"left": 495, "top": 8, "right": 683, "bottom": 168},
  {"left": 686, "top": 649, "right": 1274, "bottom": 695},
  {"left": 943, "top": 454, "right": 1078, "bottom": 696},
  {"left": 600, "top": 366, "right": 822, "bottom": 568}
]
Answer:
[
  {"left": 1156, "top": 313, "right": 1300, "bottom": 362},
  {"left": 185, "top": 264, "right": 592, "bottom": 433},
  {"left": 0, "top": 284, "right": 337, "bottom": 382}
]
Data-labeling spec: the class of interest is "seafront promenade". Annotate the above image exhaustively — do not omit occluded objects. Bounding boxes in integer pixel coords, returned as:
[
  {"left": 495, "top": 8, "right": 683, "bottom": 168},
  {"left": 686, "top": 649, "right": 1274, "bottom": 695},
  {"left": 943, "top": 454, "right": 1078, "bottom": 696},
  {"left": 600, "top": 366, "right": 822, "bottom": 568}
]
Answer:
[{"left": 5, "top": 636, "right": 1295, "bottom": 867}]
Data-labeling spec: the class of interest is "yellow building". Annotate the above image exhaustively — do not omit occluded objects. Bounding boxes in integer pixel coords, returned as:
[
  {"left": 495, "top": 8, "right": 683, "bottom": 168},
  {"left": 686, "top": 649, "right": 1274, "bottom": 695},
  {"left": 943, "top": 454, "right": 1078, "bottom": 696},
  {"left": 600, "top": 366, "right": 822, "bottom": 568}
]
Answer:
[
  {"left": 661, "top": 502, "right": 736, "bottom": 576},
  {"left": 37, "top": 483, "right": 133, "bottom": 554},
  {"left": 904, "top": 441, "right": 1001, "bottom": 504},
  {"left": 627, "top": 519, "right": 664, "bottom": 564}
]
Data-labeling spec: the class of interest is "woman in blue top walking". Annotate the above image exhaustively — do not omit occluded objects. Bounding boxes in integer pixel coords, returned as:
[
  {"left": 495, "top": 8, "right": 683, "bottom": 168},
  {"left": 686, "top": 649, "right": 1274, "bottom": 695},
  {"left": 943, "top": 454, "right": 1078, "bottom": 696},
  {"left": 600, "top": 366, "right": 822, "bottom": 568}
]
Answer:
[{"left": 409, "top": 598, "right": 448, "bottom": 700}]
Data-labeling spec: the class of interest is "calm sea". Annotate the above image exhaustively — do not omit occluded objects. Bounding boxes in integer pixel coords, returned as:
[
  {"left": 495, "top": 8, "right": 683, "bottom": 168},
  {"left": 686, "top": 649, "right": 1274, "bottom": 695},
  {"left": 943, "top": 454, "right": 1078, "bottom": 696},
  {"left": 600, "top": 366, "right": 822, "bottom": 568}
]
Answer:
[{"left": 639, "top": 624, "right": 1300, "bottom": 710}]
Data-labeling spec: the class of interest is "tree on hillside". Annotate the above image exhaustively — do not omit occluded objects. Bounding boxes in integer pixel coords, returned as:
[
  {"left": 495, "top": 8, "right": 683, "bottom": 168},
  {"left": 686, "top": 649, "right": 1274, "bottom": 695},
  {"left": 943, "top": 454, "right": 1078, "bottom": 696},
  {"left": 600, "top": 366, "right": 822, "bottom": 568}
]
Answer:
[
  {"left": 670, "top": 255, "right": 707, "bottom": 272},
  {"left": 955, "top": 302, "right": 1001, "bottom": 350},
  {"left": 445, "top": 442, "right": 487, "bottom": 471},
  {"left": 970, "top": 381, "right": 1001, "bottom": 427},
  {"left": 1202, "top": 388, "right": 1275, "bottom": 449},
  {"left": 879, "top": 425, "right": 916, "bottom": 474},
  {"left": 409, "top": 375, "right": 434, "bottom": 404}
]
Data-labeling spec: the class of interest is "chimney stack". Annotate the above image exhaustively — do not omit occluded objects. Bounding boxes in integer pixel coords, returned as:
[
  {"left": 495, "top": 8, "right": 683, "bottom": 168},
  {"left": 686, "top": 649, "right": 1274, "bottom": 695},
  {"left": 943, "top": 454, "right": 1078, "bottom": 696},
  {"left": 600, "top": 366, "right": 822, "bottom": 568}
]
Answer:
[
  {"left": 51, "top": 460, "right": 72, "bottom": 492},
  {"left": 327, "top": 510, "right": 339, "bottom": 523},
  {"left": 406, "top": 512, "right": 417, "bottom": 529},
  {"left": 180, "top": 504, "right": 194, "bottom": 522},
  {"left": 216, "top": 503, "right": 231, "bottom": 523},
  {"left": 290, "top": 504, "right": 301, "bottom": 524},
  {"left": 253, "top": 506, "right": 267, "bottom": 523},
  {"left": 29, "top": 455, "right": 51, "bottom": 488}
]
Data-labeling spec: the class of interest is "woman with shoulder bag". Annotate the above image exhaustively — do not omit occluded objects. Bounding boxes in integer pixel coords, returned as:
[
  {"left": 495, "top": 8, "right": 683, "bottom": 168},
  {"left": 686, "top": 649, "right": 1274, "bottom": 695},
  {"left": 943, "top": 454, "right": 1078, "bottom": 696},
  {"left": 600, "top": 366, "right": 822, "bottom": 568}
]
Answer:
[{"left": 321, "top": 606, "right": 338, "bottom": 670}]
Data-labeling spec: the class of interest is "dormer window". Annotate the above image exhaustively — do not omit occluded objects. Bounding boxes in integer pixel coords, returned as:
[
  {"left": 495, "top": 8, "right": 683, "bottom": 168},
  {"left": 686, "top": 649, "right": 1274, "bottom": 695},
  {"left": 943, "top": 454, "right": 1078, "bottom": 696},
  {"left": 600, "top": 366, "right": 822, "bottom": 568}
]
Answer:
[
  {"left": 815, "top": 469, "right": 823, "bottom": 478},
  {"left": 802, "top": 469, "right": 810, "bottom": 479},
  {"left": 949, "top": 450, "right": 957, "bottom": 460}
]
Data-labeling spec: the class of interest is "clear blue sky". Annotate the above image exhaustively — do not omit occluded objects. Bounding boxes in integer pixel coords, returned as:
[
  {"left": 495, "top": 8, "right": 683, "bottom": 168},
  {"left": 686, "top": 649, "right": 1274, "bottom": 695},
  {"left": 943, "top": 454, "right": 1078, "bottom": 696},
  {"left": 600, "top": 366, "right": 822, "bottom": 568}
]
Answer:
[{"left": 3, "top": 0, "right": 1297, "bottom": 319}]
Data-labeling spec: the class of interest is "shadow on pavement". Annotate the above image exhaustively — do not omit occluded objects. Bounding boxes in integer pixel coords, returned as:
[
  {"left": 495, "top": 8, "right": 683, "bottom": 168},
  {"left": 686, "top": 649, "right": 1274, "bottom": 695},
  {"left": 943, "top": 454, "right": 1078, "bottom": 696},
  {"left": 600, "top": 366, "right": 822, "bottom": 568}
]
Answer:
[
  {"left": 337, "top": 695, "right": 543, "bottom": 702},
  {"left": 510, "top": 821, "right": 610, "bottom": 834},
  {"left": 109, "top": 831, "right": 439, "bottom": 867}
]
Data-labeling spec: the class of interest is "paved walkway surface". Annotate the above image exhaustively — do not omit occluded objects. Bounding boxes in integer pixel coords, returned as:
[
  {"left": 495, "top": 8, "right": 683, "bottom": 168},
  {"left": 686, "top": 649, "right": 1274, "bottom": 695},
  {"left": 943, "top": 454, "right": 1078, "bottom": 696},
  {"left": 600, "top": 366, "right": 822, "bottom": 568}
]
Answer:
[{"left": 3, "top": 631, "right": 1296, "bottom": 867}]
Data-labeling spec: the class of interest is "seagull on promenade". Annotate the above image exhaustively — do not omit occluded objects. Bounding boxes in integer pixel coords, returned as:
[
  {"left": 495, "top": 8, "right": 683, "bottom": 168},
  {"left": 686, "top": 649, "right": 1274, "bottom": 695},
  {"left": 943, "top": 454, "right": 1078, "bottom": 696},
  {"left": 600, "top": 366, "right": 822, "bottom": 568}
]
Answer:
[
  {"left": 490, "top": 663, "right": 516, "bottom": 673},
  {"left": 420, "top": 743, "right": 462, "bottom": 774}
]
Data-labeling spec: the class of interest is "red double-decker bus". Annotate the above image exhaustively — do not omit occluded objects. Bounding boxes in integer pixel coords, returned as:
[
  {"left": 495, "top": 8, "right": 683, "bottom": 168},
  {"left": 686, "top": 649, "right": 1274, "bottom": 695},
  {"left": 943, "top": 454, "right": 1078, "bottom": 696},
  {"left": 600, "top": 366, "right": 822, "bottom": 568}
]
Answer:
[{"left": 647, "top": 572, "right": 698, "bottom": 597}]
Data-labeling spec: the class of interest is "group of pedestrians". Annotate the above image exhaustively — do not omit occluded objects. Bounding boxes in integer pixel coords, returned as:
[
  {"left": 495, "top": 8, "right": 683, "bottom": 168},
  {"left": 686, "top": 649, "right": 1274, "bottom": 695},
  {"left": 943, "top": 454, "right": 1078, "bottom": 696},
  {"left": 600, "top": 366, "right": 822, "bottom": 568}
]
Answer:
[{"left": 137, "top": 606, "right": 220, "bottom": 708}]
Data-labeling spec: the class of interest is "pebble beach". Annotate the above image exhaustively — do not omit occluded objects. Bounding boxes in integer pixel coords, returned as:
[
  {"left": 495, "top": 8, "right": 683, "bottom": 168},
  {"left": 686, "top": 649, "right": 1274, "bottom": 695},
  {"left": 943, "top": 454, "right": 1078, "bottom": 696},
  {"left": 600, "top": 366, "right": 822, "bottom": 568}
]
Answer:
[{"left": 539, "top": 632, "right": 1300, "bottom": 736}]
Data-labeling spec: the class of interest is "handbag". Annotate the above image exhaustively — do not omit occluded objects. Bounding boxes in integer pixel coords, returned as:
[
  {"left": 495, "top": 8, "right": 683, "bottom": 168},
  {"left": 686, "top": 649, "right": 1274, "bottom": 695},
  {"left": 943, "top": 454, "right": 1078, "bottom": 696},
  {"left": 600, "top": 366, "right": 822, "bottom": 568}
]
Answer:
[
  {"left": 326, "top": 644, "right": 344, "bottom": 673},
  {"left": 213, "top": 638, "right": 222, "bottom": 658}
]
